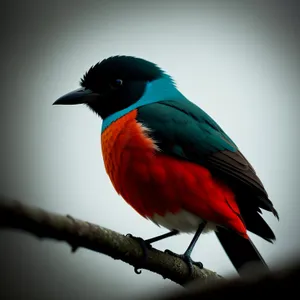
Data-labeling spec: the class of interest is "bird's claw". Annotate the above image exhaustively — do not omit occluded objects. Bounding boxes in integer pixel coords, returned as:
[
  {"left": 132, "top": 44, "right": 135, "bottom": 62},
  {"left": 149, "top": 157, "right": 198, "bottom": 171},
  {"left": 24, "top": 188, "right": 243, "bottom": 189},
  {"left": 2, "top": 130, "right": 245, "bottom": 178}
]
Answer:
[
  {"left": 164, "top": 249, "right": 203, "bottom": 275},
  {"left": 126, "top": 234, "right": 153, "bottom": 274}
]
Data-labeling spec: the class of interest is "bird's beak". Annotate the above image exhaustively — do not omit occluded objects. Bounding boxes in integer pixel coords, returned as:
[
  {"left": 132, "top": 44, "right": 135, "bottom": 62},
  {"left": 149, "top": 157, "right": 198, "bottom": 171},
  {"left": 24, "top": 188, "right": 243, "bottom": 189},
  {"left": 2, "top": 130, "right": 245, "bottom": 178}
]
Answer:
[{"left": 53, "top": 88, "right": 100, "bottom": 105}]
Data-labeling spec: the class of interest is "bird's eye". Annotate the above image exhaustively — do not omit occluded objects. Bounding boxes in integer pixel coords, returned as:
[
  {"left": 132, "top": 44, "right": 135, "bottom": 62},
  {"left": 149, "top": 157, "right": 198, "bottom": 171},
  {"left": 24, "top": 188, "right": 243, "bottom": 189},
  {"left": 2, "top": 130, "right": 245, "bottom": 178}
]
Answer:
[{"left": 110, "top": 79, "right": 123, "bottom": 89}]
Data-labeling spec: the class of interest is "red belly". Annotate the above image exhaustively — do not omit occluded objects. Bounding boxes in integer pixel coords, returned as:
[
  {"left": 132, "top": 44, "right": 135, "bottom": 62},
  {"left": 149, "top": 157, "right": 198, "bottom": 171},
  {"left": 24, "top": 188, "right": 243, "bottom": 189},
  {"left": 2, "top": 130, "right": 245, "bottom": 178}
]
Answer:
[{"left": 101, "top": 109, "right": 247, "bottom": 238}]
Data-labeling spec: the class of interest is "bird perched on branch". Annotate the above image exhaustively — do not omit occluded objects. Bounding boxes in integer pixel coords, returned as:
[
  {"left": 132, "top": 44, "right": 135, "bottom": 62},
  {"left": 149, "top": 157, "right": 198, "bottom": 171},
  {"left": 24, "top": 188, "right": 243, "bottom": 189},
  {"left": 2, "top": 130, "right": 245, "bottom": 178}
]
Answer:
[{"left": 53, "top": 55, "right": 279, "bottom": 276}]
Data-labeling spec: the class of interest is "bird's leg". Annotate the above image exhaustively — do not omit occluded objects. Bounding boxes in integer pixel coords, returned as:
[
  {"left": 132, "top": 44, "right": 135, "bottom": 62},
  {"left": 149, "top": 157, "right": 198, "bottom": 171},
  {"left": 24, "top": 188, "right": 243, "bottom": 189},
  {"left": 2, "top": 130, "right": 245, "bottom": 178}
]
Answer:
[
  {"left": 145, "top": 229, "right": 180, "bottom": 243},
  {"left": 127, "top": 229, "right": 179, "bottom": 249},
  {"left": 126, "top": 230, "right": 179, "bottom": 274},
  {"left": 165, "top": 222, "right": 206, "bottom": 275}
]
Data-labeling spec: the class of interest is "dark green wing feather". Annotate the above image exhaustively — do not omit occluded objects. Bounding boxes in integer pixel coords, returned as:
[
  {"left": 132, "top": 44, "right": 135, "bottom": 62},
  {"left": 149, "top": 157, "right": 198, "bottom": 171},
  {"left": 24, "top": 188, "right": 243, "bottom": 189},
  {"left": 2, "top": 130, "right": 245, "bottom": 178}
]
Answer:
[{"left": 137, "top": 99, "right": 278, "bottom": 218}]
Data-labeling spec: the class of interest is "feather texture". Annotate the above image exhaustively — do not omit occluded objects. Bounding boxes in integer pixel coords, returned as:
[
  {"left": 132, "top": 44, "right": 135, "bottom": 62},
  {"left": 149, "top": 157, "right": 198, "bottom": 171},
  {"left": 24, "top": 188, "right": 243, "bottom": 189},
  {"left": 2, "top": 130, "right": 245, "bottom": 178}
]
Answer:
[
  {"left": 136, "top": 100, "right": 277, "bottom": 241},
  {"left": 101, "top": 109, "right": 248, "bottom": 238}
]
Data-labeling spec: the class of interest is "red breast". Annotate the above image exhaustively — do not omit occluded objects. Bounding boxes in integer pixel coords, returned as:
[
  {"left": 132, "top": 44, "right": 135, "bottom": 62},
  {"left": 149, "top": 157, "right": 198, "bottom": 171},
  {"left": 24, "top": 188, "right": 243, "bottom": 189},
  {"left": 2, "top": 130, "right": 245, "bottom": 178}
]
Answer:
[{"left": 101, "top": 109, "right": 248, "bottom": 238}]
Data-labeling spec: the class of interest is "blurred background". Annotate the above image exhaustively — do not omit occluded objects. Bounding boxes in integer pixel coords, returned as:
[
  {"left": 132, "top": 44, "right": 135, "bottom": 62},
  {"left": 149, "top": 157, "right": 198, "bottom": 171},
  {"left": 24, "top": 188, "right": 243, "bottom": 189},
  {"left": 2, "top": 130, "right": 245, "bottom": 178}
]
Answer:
[{"left": 0, "top": 0, "right": 299, "bottom": 299}]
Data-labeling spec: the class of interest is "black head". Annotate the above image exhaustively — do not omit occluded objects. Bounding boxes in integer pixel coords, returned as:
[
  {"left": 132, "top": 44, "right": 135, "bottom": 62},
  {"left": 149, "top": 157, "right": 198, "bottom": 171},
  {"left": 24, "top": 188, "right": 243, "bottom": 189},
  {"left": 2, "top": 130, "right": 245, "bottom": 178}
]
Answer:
[{"left": 53, "top": 55, "right": 166, "bottom": 119}]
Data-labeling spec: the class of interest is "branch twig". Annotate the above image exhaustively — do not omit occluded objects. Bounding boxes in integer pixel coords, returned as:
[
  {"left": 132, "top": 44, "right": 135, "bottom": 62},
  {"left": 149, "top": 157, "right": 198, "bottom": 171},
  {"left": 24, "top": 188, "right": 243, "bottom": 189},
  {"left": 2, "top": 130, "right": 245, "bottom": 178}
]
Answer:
[{"left": 0, "top": 196, "right": 221, "bottom": 286}]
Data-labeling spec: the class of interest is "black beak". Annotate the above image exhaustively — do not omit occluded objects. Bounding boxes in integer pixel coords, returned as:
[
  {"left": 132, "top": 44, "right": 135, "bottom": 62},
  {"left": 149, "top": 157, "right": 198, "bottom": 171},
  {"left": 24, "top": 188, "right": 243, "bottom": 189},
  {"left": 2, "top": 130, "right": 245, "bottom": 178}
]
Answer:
[{"left": 53, "top": 88, "right": 100, "bottom": 105}]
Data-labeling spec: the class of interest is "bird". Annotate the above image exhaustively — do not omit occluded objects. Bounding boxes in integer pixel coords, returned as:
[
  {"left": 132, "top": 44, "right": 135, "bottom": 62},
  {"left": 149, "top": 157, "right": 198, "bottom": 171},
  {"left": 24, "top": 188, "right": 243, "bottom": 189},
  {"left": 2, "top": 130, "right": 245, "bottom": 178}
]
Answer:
[{"left": 53, "top": 55, "right": 279, "bottom": 276}]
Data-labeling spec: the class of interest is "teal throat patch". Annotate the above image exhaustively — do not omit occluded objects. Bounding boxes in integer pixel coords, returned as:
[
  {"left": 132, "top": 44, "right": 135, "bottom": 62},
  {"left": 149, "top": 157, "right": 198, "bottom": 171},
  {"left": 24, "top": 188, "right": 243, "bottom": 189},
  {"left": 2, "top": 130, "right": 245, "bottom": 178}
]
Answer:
[{"left": 101, "top": 77, "right": 187, "bottom": 132}]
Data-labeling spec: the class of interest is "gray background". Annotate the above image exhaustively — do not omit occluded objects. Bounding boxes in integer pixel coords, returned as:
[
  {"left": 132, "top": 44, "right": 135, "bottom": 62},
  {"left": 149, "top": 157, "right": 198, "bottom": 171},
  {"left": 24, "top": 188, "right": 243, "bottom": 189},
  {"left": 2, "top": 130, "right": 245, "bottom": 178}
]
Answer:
[{"left": 0, "top": 0, "right": 299, "bottom": 299}]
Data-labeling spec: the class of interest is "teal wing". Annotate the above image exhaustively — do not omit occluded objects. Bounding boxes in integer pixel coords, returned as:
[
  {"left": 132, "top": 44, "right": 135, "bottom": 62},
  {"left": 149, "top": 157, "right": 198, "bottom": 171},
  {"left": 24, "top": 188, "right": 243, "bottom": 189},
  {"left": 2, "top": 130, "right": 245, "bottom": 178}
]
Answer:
[{"left": 136, "top": 99, "right": 278, "bottom": 218}]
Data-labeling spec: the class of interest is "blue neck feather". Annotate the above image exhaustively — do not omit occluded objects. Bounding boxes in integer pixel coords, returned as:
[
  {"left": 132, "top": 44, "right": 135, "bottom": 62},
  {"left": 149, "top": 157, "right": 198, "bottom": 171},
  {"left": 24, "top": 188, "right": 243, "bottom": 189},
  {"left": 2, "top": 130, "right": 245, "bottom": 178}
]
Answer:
[{"left": 101, "top": 76, "right": 187, "bottom": 132}]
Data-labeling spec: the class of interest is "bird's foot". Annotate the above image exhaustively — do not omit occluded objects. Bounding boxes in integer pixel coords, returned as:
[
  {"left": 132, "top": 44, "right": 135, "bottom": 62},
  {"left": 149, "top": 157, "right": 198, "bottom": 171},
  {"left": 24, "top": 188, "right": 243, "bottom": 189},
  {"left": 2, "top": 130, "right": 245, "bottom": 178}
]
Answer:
[
  {"left": 164, "top": 249, "right": 203, "bottom": 275},
  {"left": 126, "top": 234, "right": 153, "bottom": 274}
]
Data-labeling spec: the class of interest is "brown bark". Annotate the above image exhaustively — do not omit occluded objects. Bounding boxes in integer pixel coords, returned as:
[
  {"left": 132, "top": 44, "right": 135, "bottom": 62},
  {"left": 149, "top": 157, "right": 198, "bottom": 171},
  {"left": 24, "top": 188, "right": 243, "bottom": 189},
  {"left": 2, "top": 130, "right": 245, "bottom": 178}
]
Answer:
[{"left": 0, "top": 196, "right": 221, "bottom": 286}]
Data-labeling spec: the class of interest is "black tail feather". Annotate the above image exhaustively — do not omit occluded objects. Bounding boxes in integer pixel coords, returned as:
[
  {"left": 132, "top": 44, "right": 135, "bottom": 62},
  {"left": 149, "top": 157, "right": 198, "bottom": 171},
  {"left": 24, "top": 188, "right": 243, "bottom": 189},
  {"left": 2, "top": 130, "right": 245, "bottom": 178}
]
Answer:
[
  {"left": 257, "top": 196, "right": 279, "bottom": 220},
  {"left": 215, "top": 227, "right": 269, "bottom": 275},
  {"left": 240, "top": 209, "right": 276, "bottom": 243}
]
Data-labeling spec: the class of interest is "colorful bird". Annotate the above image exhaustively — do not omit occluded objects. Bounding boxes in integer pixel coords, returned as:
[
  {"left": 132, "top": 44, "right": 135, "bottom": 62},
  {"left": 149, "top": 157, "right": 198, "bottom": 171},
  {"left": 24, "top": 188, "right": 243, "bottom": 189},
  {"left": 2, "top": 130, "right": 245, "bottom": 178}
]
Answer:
[{"left": 53, "top": 56, "right": 279, "bottom": 276}]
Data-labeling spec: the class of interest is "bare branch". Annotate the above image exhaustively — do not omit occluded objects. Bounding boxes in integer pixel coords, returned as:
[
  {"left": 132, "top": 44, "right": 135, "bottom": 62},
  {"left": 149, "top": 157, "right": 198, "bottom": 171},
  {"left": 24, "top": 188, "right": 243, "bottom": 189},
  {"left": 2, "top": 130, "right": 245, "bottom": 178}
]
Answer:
[{"left": 0, "top": 196, "right": 221, "bottom": 286}]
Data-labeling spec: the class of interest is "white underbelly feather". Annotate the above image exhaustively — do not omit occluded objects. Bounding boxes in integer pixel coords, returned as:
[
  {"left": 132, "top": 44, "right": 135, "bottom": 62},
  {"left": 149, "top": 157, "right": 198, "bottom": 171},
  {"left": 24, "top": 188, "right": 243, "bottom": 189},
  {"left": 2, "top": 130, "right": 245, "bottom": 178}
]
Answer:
[{"left": 150, "top": 209, "right": 217, "bottom": 233}]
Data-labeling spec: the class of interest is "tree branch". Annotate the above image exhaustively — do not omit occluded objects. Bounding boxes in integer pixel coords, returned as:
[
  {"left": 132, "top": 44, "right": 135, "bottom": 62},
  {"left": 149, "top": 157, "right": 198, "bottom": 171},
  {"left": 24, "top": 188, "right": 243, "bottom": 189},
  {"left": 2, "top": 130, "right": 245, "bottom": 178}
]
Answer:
[
  {"left": 159, "top": 262, "right": 300, "bottom": 300},
  {"left": 0, "top": 196, "right": 221, "bottom": 286}
]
